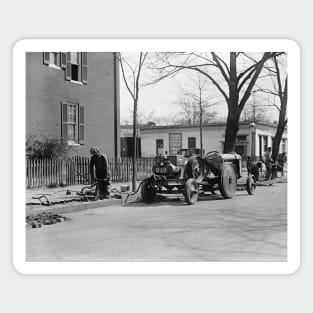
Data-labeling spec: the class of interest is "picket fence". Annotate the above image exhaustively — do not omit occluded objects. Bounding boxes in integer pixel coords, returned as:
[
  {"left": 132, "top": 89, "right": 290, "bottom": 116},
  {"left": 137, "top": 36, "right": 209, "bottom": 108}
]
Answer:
[{"left": 26, "top": 156, "right": 154, "bottom": 188}]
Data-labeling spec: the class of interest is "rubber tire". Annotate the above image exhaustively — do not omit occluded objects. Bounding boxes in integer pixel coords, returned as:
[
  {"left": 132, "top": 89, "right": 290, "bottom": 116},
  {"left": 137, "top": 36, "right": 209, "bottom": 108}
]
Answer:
[
  {"left": 141, "top": 179, "right": 156, "bottom": 203},
  {"left": 219, "top": 163, "right": 237, "bottom": 199},
  {"left": 246, "top": 175, "right": 256, "bottom": 195},
  {"left": 185, "top": 157, "right": 203, "bottom": 183},
  {"left": 184, "top": 178, "right": 199, "bottom": 205}
]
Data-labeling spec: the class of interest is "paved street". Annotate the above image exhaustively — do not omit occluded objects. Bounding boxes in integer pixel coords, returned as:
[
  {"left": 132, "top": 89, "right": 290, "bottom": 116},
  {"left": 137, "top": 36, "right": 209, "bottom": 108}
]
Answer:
[{"left": 26, "top": 183, "right": 287, "bottom": 262}]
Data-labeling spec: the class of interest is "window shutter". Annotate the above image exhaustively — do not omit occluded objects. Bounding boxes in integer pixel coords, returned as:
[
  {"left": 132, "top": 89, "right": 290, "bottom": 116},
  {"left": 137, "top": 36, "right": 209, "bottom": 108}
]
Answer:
[
  {"left": 61, "top": 52, "right": 67, "bottom": 68},
  {"left": 81, "top": 52, "right": 87, "bottom": 84},
  {"left": 65, "top": 52, "right": 71, "bottom": 81},
  {"left": 79, "top": 105, "right": 85, "bottom": 145},
  {"left": 77, "top": 52, "right": 82, "bottom": 82},
  {"left": 61, "top": 102, "right": 68, "bottom": 138},
  {"left": 43, "top": 52, "right": 50, "bottom": 65}
]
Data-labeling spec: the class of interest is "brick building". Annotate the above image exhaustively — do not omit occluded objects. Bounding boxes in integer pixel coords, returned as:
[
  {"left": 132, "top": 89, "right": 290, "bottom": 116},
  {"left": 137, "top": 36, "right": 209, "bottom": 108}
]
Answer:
[{"left": 26, "top": 52, "right": 120, "bottom": 158}]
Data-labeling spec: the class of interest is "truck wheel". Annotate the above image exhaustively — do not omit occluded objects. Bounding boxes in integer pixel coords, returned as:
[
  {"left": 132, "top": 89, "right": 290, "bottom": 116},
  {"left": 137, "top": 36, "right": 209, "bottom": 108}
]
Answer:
[
  {"left": 246, "top": 175, "right": 256, "bottom": 195},
  {"left": 141, "top": 179, "right": 156, "bottom": 203},
  {"left": 184, "top": 178, "right": 199, "bottom": 205},
  {"left": 219, "top": 163, "right": 237, "bottom": 199},
  {"left": 185, "top": 157, "right": 204, "bottom": 183}
]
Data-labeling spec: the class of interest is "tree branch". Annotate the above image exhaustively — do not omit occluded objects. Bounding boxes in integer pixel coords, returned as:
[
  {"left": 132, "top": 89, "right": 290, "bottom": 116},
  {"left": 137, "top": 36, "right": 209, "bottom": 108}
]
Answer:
[
  {"left": 119, "top": 53, "right": 135, "bottom": 100},
  {"left": 239, "top": 52, "right": 273, "bottom": 109},
  {"left": 211, "top": 52, "right": 230, "bottom": 85}
]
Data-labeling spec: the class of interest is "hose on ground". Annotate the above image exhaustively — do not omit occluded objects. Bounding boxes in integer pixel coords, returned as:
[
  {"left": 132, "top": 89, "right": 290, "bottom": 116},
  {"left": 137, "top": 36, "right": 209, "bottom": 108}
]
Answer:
[{"left": 122, "top": 181, "right": 144, "bottom": 204}]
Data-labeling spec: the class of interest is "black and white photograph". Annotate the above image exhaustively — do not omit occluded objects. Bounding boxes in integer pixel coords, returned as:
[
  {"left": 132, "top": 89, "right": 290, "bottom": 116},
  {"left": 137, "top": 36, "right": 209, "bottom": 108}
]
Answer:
[
  {"left": 3, "top": 0, "right": 313, "bottom": 310},
  {"left": 13, "top": 40, "right": 299, "bottom": 274}
]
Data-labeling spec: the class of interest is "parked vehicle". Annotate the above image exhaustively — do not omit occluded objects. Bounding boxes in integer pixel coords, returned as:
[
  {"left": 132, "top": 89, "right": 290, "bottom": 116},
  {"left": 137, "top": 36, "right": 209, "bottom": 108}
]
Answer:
[{"left": 141, "top": 151, "right": 256, "bottom": 205}]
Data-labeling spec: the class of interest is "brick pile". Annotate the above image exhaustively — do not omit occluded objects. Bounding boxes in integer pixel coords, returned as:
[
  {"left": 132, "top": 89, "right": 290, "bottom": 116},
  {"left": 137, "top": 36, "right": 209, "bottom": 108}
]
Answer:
[{"left": 26, "top": 212, "right": 71, "bottom": 229}]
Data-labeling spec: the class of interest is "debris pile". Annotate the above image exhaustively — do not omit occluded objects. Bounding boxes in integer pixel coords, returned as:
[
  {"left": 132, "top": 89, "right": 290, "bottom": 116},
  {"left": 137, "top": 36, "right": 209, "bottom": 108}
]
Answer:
[{"left": 26, "top": 212, "right": 71, "bottom": 229}]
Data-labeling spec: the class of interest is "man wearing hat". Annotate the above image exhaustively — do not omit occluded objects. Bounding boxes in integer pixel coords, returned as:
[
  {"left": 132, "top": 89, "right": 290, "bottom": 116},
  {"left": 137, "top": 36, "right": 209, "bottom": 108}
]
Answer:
[{"left": 89, "top": 147, "right": 110, "bottom": 199}]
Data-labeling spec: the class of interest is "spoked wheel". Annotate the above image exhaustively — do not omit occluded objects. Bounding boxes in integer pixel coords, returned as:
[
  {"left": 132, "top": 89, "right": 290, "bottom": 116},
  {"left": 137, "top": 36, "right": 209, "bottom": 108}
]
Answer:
[
  {"left": 185, "top": 157, "right": 204, "bottom": 183},
  {"left": 219, "top": 163, "right": 237, "bottom": 199},
  {"left": 246, "top": 175, "right": 256, "bottom": 195},
  {"left": 141, "top": 179, "right": 156, "bottom": 203},
  {"left": 184, "top": 178, "right": 199, "bottom": 205}
]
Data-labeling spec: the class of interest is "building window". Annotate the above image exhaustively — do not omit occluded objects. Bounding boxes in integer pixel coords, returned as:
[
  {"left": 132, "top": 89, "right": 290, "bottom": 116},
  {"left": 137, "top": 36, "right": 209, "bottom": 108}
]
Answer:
[
  {"left": 70, "top": 52, "right": 80, "bottom": 82},
  {"left": 156, "top": 139, "right": 164, "bottom": 155},
  {"left": 44, "top": 52, "right": 88, "bottom": 84},
  {"left": 188, "top": 137, "right": 196, "bottom": 149},
  {"left": 65, "top": 52, "right": 88, "bottom": 84},
  {"left": 61, "top": 102, "right": 85, "bottom": 145},
  {"left": 237, "top": 135, "right": 247, "bottom": 141},
  {"left": 43, "top": 52, "right": 61, "bottom": 68},
  {"left": 263, "top": 136, "right": 268, "bottom": 152},
  {"left": 282, "top": 138, "right": 287, "bottom": 152},
  {"left": 259, "top": 135, "right": 262, "bottom": 158},
  {"left": 49, "top": 52, "right": 60, "bottom": 67},
  {"left": 67, "top": 104, "right": 78, "bottom": 142}
]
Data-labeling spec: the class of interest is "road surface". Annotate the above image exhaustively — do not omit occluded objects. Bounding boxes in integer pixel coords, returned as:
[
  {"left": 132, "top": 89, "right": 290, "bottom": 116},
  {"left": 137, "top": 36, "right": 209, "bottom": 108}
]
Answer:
[{"left": 26, "top": 183, "right": 287, "bottom": 262}]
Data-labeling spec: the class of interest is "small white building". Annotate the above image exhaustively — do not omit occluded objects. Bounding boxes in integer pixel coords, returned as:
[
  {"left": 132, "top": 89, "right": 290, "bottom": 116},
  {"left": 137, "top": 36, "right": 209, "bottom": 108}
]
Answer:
[{"left": 138, "top": 121, "right": 287, "bottom": 159}]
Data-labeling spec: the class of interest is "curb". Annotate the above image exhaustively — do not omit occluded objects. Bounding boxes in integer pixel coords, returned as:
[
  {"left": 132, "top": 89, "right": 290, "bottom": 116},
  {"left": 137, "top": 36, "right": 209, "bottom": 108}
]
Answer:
[{"left": 26, "top": 198, "right": 121, "bottom": 216}]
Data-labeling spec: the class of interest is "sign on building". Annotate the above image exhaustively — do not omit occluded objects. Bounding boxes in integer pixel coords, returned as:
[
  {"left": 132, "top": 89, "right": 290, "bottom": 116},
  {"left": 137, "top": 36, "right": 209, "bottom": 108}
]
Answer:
[{"left": 169, "top": 133, "right": 182, "bottom": 155}]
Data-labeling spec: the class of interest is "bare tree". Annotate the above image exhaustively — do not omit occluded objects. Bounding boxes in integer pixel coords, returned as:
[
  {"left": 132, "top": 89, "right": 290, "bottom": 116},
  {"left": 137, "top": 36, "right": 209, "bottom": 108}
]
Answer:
[
  {"left": 152, "top": 52, "right": 281, "bottom": 153},
  {"left": 119, "top": 52, "right": 148, "bottom": 191},
  {"left": 254, "top": 54, "right": 287, "bottom": 161},
  {"left": 175, "top": 72, "right": 220, "bottom": 155}
]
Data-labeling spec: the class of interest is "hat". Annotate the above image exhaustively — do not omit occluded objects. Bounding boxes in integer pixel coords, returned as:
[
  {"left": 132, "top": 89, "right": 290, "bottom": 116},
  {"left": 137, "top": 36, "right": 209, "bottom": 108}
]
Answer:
[{"left": 90, "top": 147, "right": 100, "bottom": 154}]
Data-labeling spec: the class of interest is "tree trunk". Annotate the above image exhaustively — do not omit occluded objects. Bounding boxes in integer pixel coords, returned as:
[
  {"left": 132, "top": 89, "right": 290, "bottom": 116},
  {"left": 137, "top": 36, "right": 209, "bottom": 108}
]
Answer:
[
  {"left": 223, "top": 53, "right": 240, "bottom": 153},
  {"left": 132, "top": 99, "right": 138, "bottom": 192},
  {"left": 272, "top": 121, "right": 286, "bottom": 162},
  {"left": 223, "top": 112, "right": 240, "bottom": 153},
  {"left": 199, "top": 94, "right": 203, "bottom": 157},
  {"left": 272, "top": 77, "right": 287, "bottom": 162}
]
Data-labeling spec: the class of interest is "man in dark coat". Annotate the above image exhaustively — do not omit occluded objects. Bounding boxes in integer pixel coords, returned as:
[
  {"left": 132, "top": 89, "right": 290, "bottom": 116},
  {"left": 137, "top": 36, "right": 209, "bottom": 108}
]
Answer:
[
  {"left": 90, "top": 147, "right": 110, "bottom": 199},
  {"left": 264, "top": 147, "right": 274, "bottom": 180},
  {"left": 277, "top": 152, "right": 287, "bottom": 177}
]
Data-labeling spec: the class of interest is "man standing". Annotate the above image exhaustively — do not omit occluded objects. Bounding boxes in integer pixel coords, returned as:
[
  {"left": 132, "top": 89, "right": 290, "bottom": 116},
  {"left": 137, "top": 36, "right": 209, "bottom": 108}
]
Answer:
[
  {"left": 89, "top": 147, "right": 110, "bottom": 199},
  {"left": 278, "top": 152, "right": 287, "bottom": 177},
  {"left": 264, "top": 147, "right": 273, "bottom": 180}
]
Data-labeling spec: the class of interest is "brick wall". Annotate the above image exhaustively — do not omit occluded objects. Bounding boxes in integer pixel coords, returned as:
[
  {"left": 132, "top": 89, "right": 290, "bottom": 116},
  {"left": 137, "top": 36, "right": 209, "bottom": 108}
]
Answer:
[{"left": 26, "top": 52, "right": 120, "bottom": 157}]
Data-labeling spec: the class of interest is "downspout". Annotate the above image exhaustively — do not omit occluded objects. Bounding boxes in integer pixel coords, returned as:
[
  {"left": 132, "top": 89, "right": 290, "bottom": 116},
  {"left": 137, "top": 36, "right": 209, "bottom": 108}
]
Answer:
[{"left": 113, "top": 52, "right": 118, "bottom": 160}]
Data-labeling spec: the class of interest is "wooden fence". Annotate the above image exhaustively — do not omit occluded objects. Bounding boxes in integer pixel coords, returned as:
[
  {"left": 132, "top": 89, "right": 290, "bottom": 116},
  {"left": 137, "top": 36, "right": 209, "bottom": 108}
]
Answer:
[{"left": 26, "top": 157, "right": 154, "bottom": 188}]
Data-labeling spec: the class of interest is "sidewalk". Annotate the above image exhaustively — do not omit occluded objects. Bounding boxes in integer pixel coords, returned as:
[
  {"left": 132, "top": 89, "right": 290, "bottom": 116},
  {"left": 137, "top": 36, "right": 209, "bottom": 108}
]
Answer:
[{"left": 26, "top": 181, "right": 136, "bottom": 216}]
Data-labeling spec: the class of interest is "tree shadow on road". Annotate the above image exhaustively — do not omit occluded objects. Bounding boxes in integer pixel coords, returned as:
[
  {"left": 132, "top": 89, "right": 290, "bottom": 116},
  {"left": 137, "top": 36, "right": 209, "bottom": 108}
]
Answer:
[{"left": 123, "top": 193, "right": 225, "bottom": 208}]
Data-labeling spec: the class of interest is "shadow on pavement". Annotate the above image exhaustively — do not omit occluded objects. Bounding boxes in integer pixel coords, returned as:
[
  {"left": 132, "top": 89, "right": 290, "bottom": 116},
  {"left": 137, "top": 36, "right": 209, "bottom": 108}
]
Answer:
[{"left": 123, "top": 193, "right": 225, "bottom": 208}]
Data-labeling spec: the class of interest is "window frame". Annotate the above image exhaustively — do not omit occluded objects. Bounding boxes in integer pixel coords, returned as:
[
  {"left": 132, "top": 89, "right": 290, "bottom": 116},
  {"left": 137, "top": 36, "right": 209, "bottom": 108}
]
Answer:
[
  {"left": 156, "top": 139, "right": 164, "bottom": 155},
  {"left": 61, "top": 102, "right": 85, "bottom": 146},
  {"left": 263, "top": 136, "right": 268, "bottom": 153},
  {"left": 43, "top": 52, "right": 62, "bottom": 70},
  {"left": 44, "top": 52, "right": 87, "bottom": 84},
  {"left": 282, "top": 138, "right": 287, "bottom": 152},
  {"left": 67, "top": 103, "right": 79, "bottom": 144},
  {"left": 70, "top": 52, "right": 81, "bottom": 83},
  {"left": 188, "top": 137, "right": 196, "bottom": 149},
  {"left": 237, "top": 135, "right": 247, "bottom": 142}
]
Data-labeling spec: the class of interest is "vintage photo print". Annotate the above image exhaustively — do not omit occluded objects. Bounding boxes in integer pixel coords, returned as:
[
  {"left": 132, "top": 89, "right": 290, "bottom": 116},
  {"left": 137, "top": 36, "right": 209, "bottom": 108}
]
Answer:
[{"left": 13, "top": 39, "right": 300, "bottom": 274}]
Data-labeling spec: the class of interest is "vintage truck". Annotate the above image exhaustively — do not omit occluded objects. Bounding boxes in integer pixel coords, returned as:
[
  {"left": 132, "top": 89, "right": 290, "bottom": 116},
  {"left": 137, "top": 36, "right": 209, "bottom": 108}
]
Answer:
[{"left": 141, "top": 150, "right": 256, "bottom": 205}]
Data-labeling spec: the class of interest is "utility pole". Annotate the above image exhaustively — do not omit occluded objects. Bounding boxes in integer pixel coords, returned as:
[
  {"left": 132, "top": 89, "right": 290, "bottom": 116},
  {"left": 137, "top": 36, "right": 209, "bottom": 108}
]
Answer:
[{"left": 253, "top": 95, "right": 256, "bottom": 123}]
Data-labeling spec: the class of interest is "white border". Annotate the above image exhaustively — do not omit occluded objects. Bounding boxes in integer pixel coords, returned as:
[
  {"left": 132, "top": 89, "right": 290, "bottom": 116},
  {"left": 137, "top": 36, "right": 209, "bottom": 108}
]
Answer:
[{"left": 13, "top": 39, "right": 300, "bottom": 274}]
